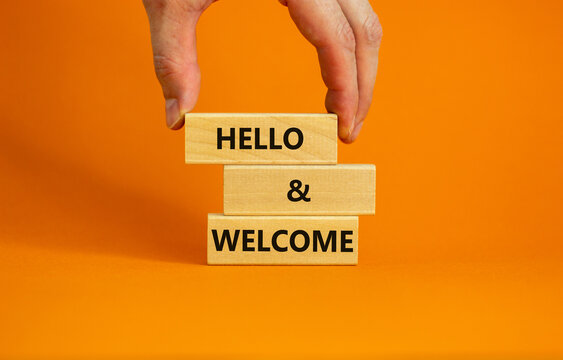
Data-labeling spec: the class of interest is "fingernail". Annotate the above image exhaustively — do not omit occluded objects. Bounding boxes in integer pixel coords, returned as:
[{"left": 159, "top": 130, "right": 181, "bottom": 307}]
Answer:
[
  {"left": 350, "top": 121, "right": 364, "bottom": 141},
  {"left": 339, "top": 123, "right": 355, "bottom": 142},
  {"left": 165, "top": 98, "right": 182, "bottom": 129}
]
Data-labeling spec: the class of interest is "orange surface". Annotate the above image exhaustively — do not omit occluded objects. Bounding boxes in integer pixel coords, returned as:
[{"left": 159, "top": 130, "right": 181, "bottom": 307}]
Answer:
[{"left": 1, "top": 0, "right": 563, "bottom": 358}]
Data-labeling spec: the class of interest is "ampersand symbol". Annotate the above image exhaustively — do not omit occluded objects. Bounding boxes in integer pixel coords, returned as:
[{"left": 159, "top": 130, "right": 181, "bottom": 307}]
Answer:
[{"left": 287, "top": 179, "right": 311, "bottom": 202}]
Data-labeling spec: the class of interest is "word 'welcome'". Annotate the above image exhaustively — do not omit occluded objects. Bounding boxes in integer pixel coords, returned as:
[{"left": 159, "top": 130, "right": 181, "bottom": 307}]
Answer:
[{"left": 212, "top": 229, "right": 354, "bottom": 253}]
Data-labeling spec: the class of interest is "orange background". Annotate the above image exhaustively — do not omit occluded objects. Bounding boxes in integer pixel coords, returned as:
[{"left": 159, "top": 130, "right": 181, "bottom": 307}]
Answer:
[{"left": 1, "top": 0, "right": 562, "bottom": 358}]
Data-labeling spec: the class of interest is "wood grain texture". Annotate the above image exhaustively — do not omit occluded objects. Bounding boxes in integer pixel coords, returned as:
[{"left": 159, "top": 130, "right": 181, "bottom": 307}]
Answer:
[
  {"left": 208, "top": 214, "right": 358, "bottom": 265},
  {"left": 224, "top": 164, "right": 376, "bottom": 215},
  {"left": 185, "top": 113, "right": 337, "bottom": 164}
]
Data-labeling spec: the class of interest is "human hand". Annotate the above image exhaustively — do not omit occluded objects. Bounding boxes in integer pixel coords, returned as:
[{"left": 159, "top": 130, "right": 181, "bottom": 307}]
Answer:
[{"left": 143, "top": 0, "right": 382, "bottom": 143}]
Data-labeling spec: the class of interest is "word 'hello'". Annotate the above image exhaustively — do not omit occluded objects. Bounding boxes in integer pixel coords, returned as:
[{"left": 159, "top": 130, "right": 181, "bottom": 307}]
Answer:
[
  {"left": 217, "top": 127, "right": 304, "bottom": 150},
  {"left": 212, "top": 229, "right": 354, "bottom": 252}
]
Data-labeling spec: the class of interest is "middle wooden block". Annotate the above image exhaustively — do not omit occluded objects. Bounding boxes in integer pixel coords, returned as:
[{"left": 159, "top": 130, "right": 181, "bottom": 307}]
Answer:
[{"left": 224, "top": 164, "right": 376, "bottom": 215}]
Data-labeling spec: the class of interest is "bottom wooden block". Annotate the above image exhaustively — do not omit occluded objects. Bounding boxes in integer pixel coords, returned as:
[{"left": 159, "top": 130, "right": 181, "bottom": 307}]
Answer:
[{"left": 207, "top": 214, "right": 358, "bottom": 265}]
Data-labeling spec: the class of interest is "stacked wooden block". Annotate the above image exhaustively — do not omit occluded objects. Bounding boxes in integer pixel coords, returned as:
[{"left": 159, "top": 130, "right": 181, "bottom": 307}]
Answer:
[{"left": 185, "top": 113, "right": 375, "bottom": 265}]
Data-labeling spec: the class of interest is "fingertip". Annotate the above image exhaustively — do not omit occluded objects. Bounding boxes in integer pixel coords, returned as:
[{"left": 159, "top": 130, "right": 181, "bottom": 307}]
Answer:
[
  {"left": 165, "top": 98, "right": 184, "bottom": 130},
  {"left": 326, "top": 91, "right": 356, "bottom": 143},
  {"left": 338, "top": 123, "right": 354, "bottom": 143},
  {"left": 168, "top": 117, "right": 185, "bottom": 130},
  {"left": 348, "top": 121, "right": 364, "bottom": 142}
]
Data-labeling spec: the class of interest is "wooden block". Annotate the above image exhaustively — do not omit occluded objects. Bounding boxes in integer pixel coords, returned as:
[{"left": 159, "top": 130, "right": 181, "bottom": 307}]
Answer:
[
  {"left": 224, "top": 164, "right": 375, "bottom": 215},
  {"left": 185, "top": 113, "right": 337, "bottom": 164},
  {"left": 207, "top": 214, "right": 358, "bottom": 265}
]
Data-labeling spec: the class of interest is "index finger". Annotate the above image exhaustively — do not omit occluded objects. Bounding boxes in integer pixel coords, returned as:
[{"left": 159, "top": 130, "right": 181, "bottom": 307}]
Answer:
[{"left": 284, "top": 0, "right": 359, "bottom": 142}]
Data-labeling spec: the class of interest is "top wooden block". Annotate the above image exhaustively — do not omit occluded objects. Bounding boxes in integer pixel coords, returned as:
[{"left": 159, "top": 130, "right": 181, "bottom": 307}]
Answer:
[{"left": 185, "top": 113, "right": 337, "bottom": 164}]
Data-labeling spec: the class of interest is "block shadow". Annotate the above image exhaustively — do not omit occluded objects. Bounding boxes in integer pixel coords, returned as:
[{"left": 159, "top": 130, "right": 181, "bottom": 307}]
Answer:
[{"left": 0, "top": 135, "right": 206, "bottom": 265}]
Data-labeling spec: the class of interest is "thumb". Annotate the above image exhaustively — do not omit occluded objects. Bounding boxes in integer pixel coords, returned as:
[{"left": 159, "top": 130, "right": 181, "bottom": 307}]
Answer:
[{"left": 143, "top": 1, "right": 207, "bottom": 129}]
